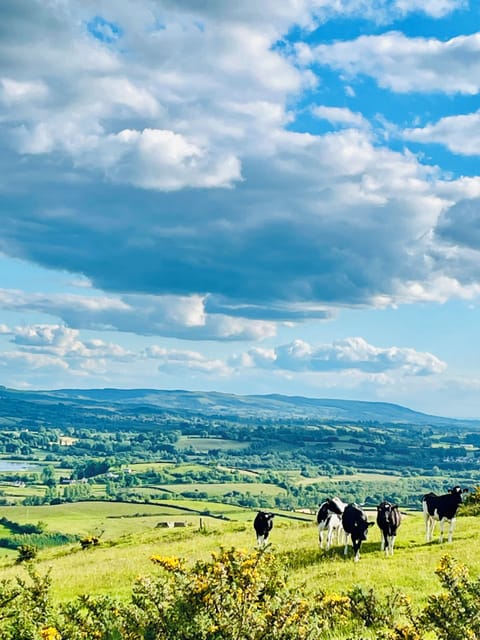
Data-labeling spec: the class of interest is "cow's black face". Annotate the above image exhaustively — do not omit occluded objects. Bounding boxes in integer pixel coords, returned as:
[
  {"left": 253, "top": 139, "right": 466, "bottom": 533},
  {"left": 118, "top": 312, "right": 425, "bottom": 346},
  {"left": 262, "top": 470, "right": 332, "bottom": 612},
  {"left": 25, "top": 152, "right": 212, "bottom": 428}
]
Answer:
[
  {"left": 449, "top": 486, "right": 468, "bottom": 504},
  {"left": 358, "top": 523, "right": 370, "bottom": 541}
]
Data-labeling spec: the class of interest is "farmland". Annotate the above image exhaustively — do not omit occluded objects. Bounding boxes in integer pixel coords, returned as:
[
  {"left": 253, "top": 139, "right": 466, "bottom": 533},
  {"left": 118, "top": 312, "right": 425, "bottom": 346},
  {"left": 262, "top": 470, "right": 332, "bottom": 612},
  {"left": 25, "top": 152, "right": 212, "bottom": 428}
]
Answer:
[
  {"left": 0, "top": 497, "right": 478, "bottom": 603},
  {"left": 1, "top": 387, "right": 480, "bottom": 636}
]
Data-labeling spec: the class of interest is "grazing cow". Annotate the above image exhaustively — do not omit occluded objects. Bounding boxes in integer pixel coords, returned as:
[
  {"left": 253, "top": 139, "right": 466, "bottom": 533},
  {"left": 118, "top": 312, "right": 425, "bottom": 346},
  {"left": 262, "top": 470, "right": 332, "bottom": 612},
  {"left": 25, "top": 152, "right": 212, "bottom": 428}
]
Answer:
[
  {"left": 376, "top": 501, "right": 401, "bottom": 556},
  {"left": 342, "top": 503, "right": 374, "bottom": 562},
  {"left": 317, "top": 497, "right": 347, "bottom": 550},
  {"left": 423, "top": 486, "right": 468, "bottom": 543},
  {"left": 253, "top": 511, "right": 275, "bottom": 547}
]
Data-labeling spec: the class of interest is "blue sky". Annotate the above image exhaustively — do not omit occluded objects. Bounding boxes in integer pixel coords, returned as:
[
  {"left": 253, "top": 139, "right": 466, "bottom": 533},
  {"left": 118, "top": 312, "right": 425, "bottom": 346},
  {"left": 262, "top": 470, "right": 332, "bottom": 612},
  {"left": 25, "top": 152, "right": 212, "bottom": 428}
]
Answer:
[{"left": 1, "top": 0, "right": 480, "bottom": 417}]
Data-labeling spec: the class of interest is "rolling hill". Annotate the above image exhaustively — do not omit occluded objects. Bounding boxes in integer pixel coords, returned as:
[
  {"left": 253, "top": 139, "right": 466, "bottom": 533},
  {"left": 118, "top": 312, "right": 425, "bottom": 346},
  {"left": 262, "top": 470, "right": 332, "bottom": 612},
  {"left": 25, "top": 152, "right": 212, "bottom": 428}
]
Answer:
[{"left": 0, "top": 385, "right": 478, "bottom": 428}]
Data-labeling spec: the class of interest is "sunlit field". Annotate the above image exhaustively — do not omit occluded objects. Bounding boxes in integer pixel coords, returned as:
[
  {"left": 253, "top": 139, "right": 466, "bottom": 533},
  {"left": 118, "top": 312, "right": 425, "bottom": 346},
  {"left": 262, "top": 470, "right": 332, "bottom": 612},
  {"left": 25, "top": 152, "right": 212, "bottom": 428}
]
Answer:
[{"left": 0, "top": 499, "right": 478, "bottom": 608}]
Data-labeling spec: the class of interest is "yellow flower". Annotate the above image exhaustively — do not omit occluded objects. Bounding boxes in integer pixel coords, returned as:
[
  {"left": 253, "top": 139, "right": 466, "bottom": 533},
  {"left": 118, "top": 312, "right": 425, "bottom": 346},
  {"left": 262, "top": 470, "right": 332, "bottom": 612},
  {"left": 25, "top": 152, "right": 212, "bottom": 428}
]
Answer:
[
  {"left": 150, "top": 555, "right": 183, "bottom": 571},
  {"left": 40, "top": 627, "right": 61, "bottom": 640}
]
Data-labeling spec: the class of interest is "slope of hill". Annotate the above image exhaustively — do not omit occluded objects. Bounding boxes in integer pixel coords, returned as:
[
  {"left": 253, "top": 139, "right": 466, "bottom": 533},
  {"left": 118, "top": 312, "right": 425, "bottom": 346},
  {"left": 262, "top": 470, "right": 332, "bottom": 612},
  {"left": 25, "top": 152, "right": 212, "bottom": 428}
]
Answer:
[{"left": 2, "top": 386, "right": 477, "bottom": 427}]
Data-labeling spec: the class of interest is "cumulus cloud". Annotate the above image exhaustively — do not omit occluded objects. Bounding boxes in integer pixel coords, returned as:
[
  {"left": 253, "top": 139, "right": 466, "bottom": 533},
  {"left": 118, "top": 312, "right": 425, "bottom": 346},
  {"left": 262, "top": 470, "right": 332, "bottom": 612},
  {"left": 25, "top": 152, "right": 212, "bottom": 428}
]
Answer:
[
  {"left": 145, "top": 345, "right": 231, "bottom": 376},
  {"left": 0, "top": 289, "right": 276, "bottom": 341},
  {"left": 312, "top": 106, "right": 369, "bottom": 129},
  {"left": 394, "top": 0, "right": 466, "bottom": 17},
  {"left": 0, "top": 0, "right": 479, "bottom": 334},
  {"left": 1, "top": 324, "right": 132, "bottom": 360},
  {"left": 232, "top": 337, "right": 446, "bottom": 376},
  {"left": 312, "top": 31, "right": 480, "bottom": 94},
  {"left": 404, "top": 111, "right": 480, "bottom": 156}
]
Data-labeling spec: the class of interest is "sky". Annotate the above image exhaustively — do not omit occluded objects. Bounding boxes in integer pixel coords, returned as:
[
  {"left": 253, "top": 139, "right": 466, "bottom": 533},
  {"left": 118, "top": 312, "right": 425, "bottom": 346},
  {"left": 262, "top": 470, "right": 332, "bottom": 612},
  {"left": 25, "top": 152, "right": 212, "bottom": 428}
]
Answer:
[{"left": 1, "top": 0, "right": 480, "bottom": 417}]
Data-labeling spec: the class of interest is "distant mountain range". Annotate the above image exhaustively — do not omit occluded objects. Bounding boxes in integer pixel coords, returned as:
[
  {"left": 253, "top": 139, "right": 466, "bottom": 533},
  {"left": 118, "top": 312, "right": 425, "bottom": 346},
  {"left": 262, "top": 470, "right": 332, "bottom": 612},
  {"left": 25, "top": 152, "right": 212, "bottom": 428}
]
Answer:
[{"left": 1, "top": 386, "right": 478, "bottom": 428}]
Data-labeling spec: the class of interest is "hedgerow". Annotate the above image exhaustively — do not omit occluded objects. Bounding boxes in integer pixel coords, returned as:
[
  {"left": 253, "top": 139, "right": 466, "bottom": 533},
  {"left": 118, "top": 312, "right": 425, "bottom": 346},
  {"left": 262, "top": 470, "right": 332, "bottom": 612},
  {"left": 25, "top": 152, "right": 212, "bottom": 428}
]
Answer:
[{"left": 0, "top": 550, "right": 476, "bottom": 639}]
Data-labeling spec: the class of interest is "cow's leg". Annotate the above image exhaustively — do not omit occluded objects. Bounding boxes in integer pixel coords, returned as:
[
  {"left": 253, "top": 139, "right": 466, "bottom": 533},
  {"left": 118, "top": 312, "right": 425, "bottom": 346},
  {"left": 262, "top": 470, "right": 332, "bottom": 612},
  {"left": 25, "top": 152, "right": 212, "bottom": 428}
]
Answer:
[
  {"left": 380, "top": 534, "right": 385, "bottom": 552},
  {"left": 439, "top": 519, "right": 445, "bottom": 543},
  {"left": 353, "top": 541, "right": 360, "bottom": 562},
  {"left": 344, "top": 536, "right": 349, "bottom": 556},
  {"left": 326, "top": 526, "right": 333, "bottom": 551},
  {"left": 318, "top": 526, "right": 325, "bottom": 549},
  {"left": 426, "top": 516, "right": 435, "bottom": 542},
  {"left": 385, "top": 532, "right": 390, "bottom": 555},
  {"left": 424, "top": 514, "right": 429, "bottom": 542},
  {"left": 448, "top": 517, "right": 455, "bottom": 543},
  {"left": 390, "top": 534, "right": 396, "bottom": 555},
  {"left": 257, "top": 534, "right": 264, "bottom": 548}
]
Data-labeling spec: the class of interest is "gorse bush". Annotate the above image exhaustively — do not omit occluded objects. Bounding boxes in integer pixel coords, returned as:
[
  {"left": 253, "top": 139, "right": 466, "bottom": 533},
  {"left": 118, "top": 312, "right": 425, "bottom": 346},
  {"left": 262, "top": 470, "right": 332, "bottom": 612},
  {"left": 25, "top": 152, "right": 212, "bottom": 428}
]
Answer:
[
  {"left": 136, "top": 547, "right": 339, "bottom": 639},
  {"left": 418, "top": 554, "right": 480, "bottom": 639},
  {"left": 460, "top": 485, "right": 480, "bottom": 516},
  {"left": 16, "top": 544, "right": 38, "bottom": 563},
  {"left": 0, "top": 551, "right": 478, "bottom": 639}
]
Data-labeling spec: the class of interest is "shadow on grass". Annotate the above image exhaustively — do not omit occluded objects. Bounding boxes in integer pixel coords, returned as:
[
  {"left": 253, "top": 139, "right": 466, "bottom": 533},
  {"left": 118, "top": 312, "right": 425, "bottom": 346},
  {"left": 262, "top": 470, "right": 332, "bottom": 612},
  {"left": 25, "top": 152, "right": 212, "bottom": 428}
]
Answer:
[{"left": 278, "top": 540, "right": 402, "bottom": 570}]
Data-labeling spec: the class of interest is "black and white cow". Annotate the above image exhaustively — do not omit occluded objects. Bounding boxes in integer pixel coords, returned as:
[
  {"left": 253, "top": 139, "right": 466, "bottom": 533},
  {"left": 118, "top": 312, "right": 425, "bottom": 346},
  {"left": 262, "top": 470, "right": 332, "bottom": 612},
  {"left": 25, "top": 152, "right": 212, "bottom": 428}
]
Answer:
[
  {"left": 423, "top": 486, "right": 468, "bottom": 543},
  {"left": 376, "top": 501, "right": 401, "bottom": 556},
  {"left": 342, "top": 503, "right": 374, "bottom": 562},
  {"left": 253, "top": 511, "right": 275, "bottom": 547},
  {"left": 317, "top": 497, "right": 346, "bottom": 550}
]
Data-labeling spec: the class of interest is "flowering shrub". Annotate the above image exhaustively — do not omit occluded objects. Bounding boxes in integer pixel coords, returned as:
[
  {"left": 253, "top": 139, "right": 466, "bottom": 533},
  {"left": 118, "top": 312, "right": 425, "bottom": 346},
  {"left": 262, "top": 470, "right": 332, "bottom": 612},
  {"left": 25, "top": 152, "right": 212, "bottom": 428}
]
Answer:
[
  {"left": 79, "top": 535, "right": 100, "bottom": 549},
  {"left": 133, "top": 547, "right": 334, "bottom": 639},
  {"left": 0, "top": 549, "right": 479, "bottom": 639},
  {"left": 418, "top": 554, "right": 480, "bottom": 640}
]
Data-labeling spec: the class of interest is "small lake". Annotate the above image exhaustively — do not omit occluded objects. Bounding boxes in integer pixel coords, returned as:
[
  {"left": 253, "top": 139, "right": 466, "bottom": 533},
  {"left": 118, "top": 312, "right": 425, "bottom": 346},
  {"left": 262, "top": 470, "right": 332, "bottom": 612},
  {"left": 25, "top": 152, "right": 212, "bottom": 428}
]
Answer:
[{"left": 0, "top": 461, "right": 38, "bottom": 472}]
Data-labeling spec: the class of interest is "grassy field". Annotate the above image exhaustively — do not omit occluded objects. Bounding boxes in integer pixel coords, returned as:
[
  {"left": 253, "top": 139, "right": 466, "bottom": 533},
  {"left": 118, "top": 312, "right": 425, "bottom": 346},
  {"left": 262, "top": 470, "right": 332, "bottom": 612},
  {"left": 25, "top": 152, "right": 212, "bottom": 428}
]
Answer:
[
  {"left": 0, "top": 499, "right": 478, "bottom": 611},
  {"left": 147, "top": 481, "right": 285, "bottom": 497},
  {"left": 176, "top": 436, "right": 250, "bottom": 451}
]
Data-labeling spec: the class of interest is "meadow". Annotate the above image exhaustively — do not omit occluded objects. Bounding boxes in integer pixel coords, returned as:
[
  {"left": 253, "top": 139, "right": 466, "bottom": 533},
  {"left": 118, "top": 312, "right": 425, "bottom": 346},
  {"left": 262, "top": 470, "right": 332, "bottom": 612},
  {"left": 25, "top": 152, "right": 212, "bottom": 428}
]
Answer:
[{"left": 0, "top": 497, "right": 478, "bottom": 608}]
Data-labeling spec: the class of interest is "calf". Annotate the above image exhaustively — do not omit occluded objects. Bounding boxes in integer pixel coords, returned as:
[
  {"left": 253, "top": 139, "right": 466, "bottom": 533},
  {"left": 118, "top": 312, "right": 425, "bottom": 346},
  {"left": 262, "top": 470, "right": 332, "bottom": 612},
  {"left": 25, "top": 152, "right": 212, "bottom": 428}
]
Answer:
[
  {"left": 253, "top": 511, "right": 274, "bottom": 547},
  {"left": 423, "top": 486, "right": 468, "bottom": 543},
  {"left": 317, "top": 497, "right": 346, "bottom": 550},
  {"left": 342, "top": 503, "right": 374, "bottom": 562},
  {"left": 376, "top": 501, "right": 401, "bottom": 556}
]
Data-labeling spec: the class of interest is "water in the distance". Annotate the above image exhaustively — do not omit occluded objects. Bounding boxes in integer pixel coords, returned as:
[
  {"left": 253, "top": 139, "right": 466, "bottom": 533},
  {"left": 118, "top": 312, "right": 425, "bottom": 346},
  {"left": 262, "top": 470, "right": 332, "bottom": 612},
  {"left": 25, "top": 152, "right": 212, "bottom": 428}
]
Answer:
[{"left": 0, "top": 461, "right": 37, "bottom": 472}]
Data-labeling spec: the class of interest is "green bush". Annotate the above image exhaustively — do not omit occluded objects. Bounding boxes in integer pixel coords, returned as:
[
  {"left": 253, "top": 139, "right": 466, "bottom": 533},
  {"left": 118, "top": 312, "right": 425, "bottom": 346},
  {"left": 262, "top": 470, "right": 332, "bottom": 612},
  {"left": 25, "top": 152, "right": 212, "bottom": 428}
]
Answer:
[
  {"left": 16, "top": 545, "right": 38, "bottom": 563},
  {"left": 1, "top": 549, "right": 480, "bottom": 639}
]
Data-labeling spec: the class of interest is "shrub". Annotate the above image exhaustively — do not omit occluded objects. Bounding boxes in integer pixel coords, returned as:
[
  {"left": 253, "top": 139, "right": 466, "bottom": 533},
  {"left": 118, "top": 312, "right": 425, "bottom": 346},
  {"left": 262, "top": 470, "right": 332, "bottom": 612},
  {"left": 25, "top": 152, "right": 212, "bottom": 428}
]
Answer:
[
  {"left": 16, "top": 545, "right": 38, "bottom": 563},
  {"left": 130, "top": 547, "right": 331, "bottom": 639},
  {"left": 79, "top": 535, "right": 101, "bottom": 550},
  {"left": 1, "top": 548, "right": 479, "bottom": 639},
  {"left": 418, "top": 554, "right": 480, "bottom": 639}
]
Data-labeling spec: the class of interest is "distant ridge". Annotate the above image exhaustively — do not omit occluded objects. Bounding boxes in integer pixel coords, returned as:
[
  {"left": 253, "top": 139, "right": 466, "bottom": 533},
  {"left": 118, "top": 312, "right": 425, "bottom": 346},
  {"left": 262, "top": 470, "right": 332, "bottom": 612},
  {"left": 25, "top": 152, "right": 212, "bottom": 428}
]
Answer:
[{"left": 0, "top": 385, "right": 477, "bottom": 427}]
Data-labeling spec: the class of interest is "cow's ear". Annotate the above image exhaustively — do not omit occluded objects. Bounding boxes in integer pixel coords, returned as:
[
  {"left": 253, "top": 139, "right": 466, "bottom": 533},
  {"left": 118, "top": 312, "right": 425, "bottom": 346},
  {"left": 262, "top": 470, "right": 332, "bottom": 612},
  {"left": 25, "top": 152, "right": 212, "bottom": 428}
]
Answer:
[
  {"left": 376, "top": 506, "right": 381, "bottom": 511},
  {"left": 392, "top": 504, "right": 399, "bottom": 509},
  {"left": 463, "top": 488, "right": 469, "bottom": 493}
]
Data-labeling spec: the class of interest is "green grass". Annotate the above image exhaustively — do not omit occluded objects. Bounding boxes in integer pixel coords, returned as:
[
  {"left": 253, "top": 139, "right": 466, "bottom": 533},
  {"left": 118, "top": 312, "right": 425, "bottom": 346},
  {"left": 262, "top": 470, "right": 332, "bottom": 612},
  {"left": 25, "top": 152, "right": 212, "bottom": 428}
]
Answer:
[
  {"left": 176, "top": 436, "right": 250, "bottom": 451},
  {"left": 148, "top": 481, "right": 285, "bottom": 497},
  {"left": 0, "top": 500, "right": 478, "bottom": 611}
]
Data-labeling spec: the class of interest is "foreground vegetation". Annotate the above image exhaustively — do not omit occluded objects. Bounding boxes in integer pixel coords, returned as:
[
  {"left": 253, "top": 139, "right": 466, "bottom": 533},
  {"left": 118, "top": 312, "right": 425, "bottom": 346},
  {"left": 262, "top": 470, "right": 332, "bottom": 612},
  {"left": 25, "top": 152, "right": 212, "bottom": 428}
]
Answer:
[
  {"left": 1, "top": 545, "right": 480, "bottom": 639},
  {"left": 0, "top": 502, "right": 479, "bottom": 637}
]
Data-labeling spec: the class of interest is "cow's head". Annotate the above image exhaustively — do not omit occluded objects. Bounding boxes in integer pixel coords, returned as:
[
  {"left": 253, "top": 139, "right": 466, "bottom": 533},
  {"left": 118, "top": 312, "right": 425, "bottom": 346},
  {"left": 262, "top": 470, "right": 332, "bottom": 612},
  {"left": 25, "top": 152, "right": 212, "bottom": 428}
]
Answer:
[
  {"left": 357, "top": 520, "right": 375, "bottom": 541},
  {"left": 449, "top": 486, "right": 469, "bottom": 503},
  {"left": 377, "top": 501, "right": 399, "bottom": 513}
]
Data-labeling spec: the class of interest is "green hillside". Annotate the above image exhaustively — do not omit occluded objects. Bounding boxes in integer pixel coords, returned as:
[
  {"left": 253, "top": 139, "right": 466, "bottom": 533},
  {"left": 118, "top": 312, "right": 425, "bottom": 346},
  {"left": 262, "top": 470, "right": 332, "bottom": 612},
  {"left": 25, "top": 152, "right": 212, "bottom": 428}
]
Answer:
[{"left": 0, "top": 499, "right": 479, "bottom": 638}]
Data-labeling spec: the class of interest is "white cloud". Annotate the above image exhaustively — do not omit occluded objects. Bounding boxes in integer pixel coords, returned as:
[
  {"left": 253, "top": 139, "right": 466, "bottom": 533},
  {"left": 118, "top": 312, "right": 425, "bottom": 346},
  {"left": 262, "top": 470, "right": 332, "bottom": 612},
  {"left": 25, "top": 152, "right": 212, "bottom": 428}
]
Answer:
[
  {"left": 232, "top": 337, "right": 446, "bottom": 375},
  {"left": 0, "top": 78, "right": 48, "bottom": 104},
  {"left": 0, "top": 288, "right": 276, "bottom": 341},
  {"left": 312, "top": 105, "right": 368, "bottom": 128},
  {"left": 145, "top": 345, "right": 231, "bottom": 376},
  {"left": 313, "top": 31, "right": 480, "bottom": 94},
  {"left": 394, "top": 0, "right": 466, "bottom": 17},
  {"left": 0, "top": 0, "right": 480, "bottom": 336},
  {"left": 404, "top": 111, "right": 480, "bottom": 156}
]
